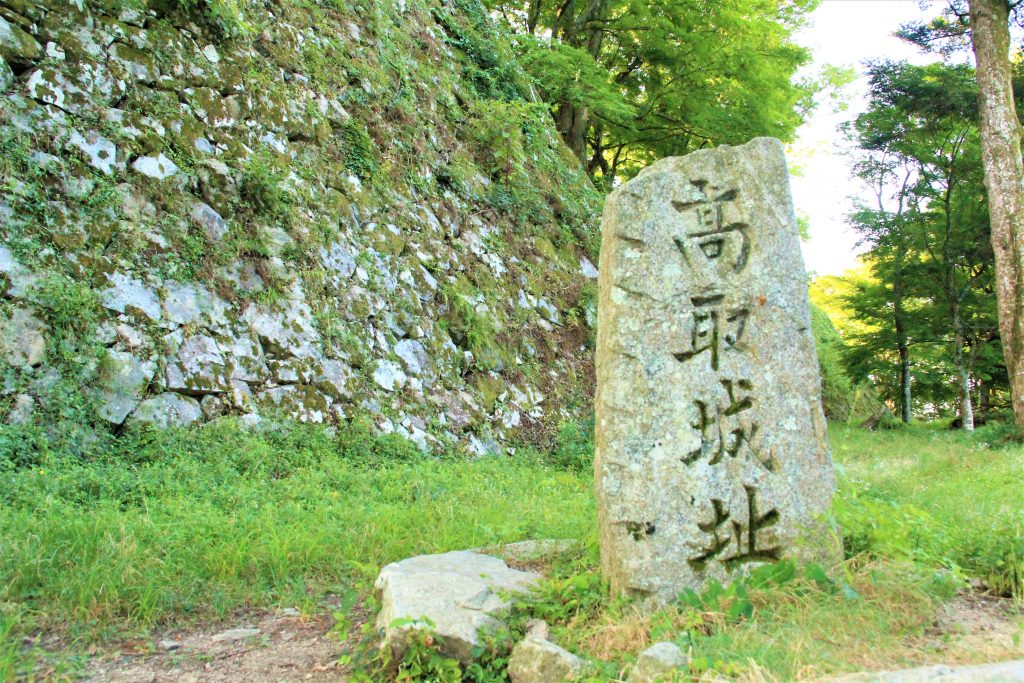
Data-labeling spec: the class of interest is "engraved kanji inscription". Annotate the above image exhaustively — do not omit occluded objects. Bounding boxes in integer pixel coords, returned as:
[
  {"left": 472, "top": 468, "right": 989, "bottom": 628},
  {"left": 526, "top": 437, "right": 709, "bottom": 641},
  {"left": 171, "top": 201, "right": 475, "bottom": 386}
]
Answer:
[
  {"left": 673, "top": 297, "right": 750, "bottom": 371},
  {"left": 595, "top": 139, "right": 840, "bottom": 604},
  {"left": 683, "top": 379, "right": 777, "bottom": 472},
  {"left": 672, "top": 181, "right": 751, "bottom": 278},
  {"left": 622, "top": 520, "right": 657, "bottom": 541},
  {"left": 688, "top": 486, "right": 781, "bottom": 571}
]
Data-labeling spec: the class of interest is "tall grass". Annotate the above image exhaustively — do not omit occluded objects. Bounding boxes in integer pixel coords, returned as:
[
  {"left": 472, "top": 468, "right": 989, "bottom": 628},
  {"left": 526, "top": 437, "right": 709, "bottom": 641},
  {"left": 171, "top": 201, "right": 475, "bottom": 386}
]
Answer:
[
  {"left": 0, "top": 418, "right": 1020, "bottom": 680},
  {"left": 833, "top": 423, "right": 1024, "bottom": 598},
  {"left": 0, "top": 419, "right": 593, "bottom": 639}
]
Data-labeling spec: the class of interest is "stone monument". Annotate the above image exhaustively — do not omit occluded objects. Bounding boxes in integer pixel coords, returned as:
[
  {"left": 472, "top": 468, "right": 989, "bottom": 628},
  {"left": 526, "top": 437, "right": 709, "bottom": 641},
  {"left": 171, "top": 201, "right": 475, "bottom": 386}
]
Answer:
[{"left": 594, "top": 138, "right": 840, "bottom": 606}]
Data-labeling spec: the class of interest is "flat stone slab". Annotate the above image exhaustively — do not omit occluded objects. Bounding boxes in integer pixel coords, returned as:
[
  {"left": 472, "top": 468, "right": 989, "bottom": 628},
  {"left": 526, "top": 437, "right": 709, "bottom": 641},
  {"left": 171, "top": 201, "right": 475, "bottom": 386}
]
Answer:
[
  {"left": 210, "top": 627, "right": 260, "bottom": 642},
  {"left": 375, "top": 550, "right": 540, "bottom": 663},
  {"left": 476, "top": 539, "right": 578, "bottom": 563},
  {"left": 826, "top": 660, "right": 1024, "bottom": 682},
  {"left": 595, "top": 138, "right": 839, "bottom": 606}
]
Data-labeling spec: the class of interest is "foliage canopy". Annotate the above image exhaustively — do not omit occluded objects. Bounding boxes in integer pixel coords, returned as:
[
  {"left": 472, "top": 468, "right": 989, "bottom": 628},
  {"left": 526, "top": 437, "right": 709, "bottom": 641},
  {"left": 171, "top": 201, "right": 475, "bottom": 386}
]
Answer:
[{"left": 483, "top": 0, "right": 827, "bottom": 184}]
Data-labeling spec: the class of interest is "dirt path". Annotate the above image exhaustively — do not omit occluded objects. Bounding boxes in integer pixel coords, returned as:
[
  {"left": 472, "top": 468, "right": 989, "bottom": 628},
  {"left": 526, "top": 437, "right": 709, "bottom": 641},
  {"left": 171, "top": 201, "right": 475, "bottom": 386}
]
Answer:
[
  {"left": 923, "top": 592, "right": 1023, "bottom": 664},
  {"left": 48, "top": 590, "right": 1023, "bottom": 682},
  {"left": 81, "top": 610, "right": 346, "bottom": 683}
]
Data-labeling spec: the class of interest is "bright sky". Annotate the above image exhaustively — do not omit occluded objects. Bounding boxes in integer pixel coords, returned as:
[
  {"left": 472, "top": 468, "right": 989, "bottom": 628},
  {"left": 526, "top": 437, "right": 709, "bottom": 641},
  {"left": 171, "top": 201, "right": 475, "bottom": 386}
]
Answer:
[{"left": 791, "top": 0, "right": 942, "bottom": 277}]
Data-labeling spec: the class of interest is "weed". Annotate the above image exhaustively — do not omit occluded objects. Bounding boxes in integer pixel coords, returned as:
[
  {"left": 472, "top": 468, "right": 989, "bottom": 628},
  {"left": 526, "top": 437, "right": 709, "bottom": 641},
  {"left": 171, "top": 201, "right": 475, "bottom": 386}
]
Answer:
[
  {"left": 237, "top": 151, "right": 294, "bottom": 222},
  {"left": 439, "top": 277, "right": 499, "bottom": 368},
  {"left": 544, "top": 417, "right": 594, "bottom": 473},
  {"left": 372, "top": 618, "right": 463, "bottom": 683},
  {"left": 0, "top": 422, "right": 1021, "bottom": 679},
  {"left": 339, "top": 121, "right": 379, "bottom": 182},
  {"left": 0, "top": 418, "right": 593, "bottom": 640},
  {"left": 430, "top": 0, "right": 527, "bottom": 101},
  {"left": 150, "top": 0, "right": 254, "bottom": 37},
  {"left": 832, "top": 424, "right": 1024, "bottom": 598}
]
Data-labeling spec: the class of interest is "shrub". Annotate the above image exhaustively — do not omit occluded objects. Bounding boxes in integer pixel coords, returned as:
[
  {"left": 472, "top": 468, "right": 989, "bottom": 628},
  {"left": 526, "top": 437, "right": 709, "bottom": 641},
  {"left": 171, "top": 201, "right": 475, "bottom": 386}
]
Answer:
[
  {"left": 439, "top": 277, "right": 499, "bottom": 368},
  {"left": 238, "top": 151, "right": 293, "bottom": 221},
  {"left": 430, "top": 0, "right": 528, "bottom": 101},
  {"left": 149, "top": 0, "right": 253, "bottom": 37},
  {"left": 339, "top": 121, "right": 379, "bottom": 181},
  {"left": 463, "top": 100, "right": 549, "bottom": 183},
  {"left": 547, "top": 417, "right": 594, "bottom": 473},
  {"left": 810, "top": 304, "right": 856, "bottom": 421}
]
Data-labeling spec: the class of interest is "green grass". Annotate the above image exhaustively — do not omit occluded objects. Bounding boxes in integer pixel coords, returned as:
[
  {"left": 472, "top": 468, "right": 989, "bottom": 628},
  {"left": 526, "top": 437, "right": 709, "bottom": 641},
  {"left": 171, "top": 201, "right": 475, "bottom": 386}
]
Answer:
[
  {"left": 833, "top": 423, "right": 1024, "bottom": 598},
  {"left": 0, "top": 419, "right": 1020, "bottom": 681},
  {"left": 476, "top": 552, "right": 961, "bottom": 682},
  {"left": 450, "top": 422, "right": 1022, "bottom": 682},
  {"left": 0, "top": 419, "right": 591, "bottom": 674}
]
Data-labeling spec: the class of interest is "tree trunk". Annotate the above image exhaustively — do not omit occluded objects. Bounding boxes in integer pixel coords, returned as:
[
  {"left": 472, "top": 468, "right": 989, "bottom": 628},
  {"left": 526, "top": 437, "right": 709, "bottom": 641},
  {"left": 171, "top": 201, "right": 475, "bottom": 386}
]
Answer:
[
  {"left": 953, "top": 303, "right": 975, "bottom": 430},
  {"left": 970, "top": 0, "right": 1024, "bottom": 426},
  {"left": 588, "top": 123, "right": 610, "bottom": 178},
  {"left": 894, "top": 255, "right": 912, "bottom": 423},
  {"left": 527, "top": 0, "right": 543, "bottom": 33},
  {"left": 556, "top": 103, "right": 588, "bottom": 162},
  {"left": 898, "top": 340, "right": 912, "bottom": 423},
  {"left": 550, "top": 0, "right": 609, "bottom": 168},
  {"left": 979, "top": 380, "right": 991, "bottom": 422}
]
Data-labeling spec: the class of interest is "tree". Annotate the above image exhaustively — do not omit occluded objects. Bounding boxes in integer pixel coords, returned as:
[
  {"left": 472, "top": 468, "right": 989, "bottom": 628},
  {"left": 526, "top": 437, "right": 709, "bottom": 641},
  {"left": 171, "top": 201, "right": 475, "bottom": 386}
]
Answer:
[
  {"left": 838, "top": 254, "right": 929, "bottom": 417},
  {"left": 846, "top": 207, "right": 917, "bottom": 423},
  {"left": 844, "top": 61, "right": 1005, "bottom": 427},
  {"left": 898, "top": 0, "right": 1024, "bottom": 426},
  {"left": 484, "top": 0, "right": 821, "bottom": 185},
  {"left": 969, "top": 0, "right": 1024, "bottom": 427}
]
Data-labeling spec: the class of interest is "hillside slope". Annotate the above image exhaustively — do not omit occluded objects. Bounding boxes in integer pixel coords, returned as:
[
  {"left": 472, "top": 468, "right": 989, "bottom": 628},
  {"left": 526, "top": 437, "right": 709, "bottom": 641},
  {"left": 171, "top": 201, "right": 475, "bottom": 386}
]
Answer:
[{"left": 0, "top": 0, "right": 600, "bottom": 455}]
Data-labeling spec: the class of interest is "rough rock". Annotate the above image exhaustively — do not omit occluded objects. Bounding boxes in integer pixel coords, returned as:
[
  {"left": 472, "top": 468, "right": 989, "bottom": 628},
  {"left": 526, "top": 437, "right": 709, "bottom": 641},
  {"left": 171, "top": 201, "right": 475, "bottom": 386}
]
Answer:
[
  {"left": 580, "top": 257, "right": 599, "bottom": 279},
  {"left": 164, "top": 333, "right": 231, "bottom": 394},
  {"left": 507, "top": 636, "right": 584, "bottom": 683},
  {"left": 220, "top": 333, "right": 269, "bottom": 383},
  {"left": 132, "top": 153, "right": 180, "bottom": 180},
  {"left": 0, "top": 16, "right": 40, "bottom": 65},
  {"left": 158, "top": 639, "right": 182, "bottom": 652},
  {"left": 162, "top": 282, "right": 229, "bottom": 327},
  {"left": 320, "top": 242, "right": 356, "bottom": 284},
  {"left": 0, "top": 246, "right": 36, "bottom": 297},
  {"left": 373, "top": 359, "right": 407, "bottom": 392},
  {"left": 242, "top": 301, "right": 320, "bottom": 359},
  {"left": 394, "top": 339, "right": 429, "bottom": 376},
  {"left": 67, "top": 130, "right": 117, "bottom": 174},
  {"left": 0, "top": 55, "right": 12, "bottom": 91},
  {"left": 0, "top": 307, "right": 47, "bottom": 367},
  {"left": 375, "top": 550, "right": 540, "bottom": 664},
  {"left": 6, "top": 393, "right": 35, "bottom": 425},
  {"left": 100, "top": 272, "right": 162, "bottom": 321},
  {"left": 95, "top": 350, "right": 157, "bottom": 424},
  {"left": 595, "top": 138, "right": 839, "bottom": 605},
  {"left": 536, "top": 298, "right": 561, "bottom": 325},
  {"left": 201, "top": 394, "right": 226, "bottom": 419},
  {"left": 127, "top": 392, "right": 202, "bottom": 429},
  {"left": 627, "top": 642, "right": 688, "bottom": 683},
  {"left": 26, "top": 62, "right": 126, "bottom": 113},
  {"left": 313, "top": 359, "right": 353, "bottom": 399},
  {"left": 525, "top": 619, "right": 550, "bottom": 640},
  {"left": 196, "top": 158, "right": 236, "bottom": 214},
  {"left": 256, "top": 384, "right": 330, "bottom": 423},
  {"left": 108, "top": 42, "right": 158, "bottom": 84},
  {"left": 189, "top": 200, "right": 229, "bottom": 242}
]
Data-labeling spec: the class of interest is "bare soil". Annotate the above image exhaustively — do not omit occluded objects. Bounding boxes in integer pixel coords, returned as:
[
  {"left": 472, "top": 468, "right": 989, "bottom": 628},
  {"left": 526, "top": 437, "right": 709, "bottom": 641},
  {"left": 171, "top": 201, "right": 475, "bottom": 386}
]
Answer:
[
  {"left": 80, "top": 610, "right": 349, "bottom": 683},
  {"left": 43, "top": 589, "right": 1023, "bottom": 682},
  {"left": 924, "top": 592, "right": 1023, "bottom": 663}
]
